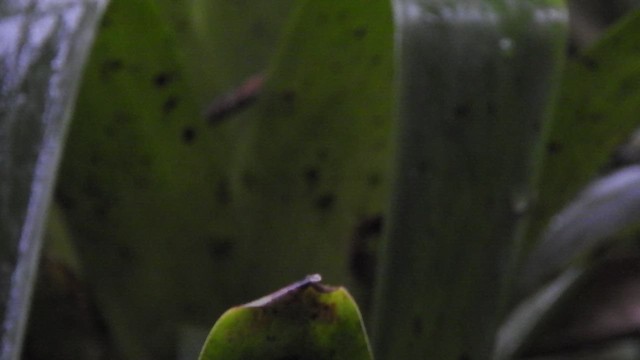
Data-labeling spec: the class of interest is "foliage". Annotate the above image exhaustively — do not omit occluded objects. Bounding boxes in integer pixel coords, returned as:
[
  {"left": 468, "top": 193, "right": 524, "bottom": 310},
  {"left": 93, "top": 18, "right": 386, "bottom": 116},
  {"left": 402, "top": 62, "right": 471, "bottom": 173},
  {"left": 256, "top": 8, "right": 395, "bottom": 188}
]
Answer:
[
  {"left": 198, "top": 275, "right": 372, "bottom": 360},
  {"left": 2, "top": 0, "right": 640, "bottom": 359}
]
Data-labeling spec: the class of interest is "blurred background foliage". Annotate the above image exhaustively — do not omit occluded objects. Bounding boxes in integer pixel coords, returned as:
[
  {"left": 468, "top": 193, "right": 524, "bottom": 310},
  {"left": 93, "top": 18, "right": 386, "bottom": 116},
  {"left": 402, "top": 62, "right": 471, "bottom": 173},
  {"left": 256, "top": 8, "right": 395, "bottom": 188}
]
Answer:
[{"left": 1, "top": 0, "right": 639, "bottom": 359}]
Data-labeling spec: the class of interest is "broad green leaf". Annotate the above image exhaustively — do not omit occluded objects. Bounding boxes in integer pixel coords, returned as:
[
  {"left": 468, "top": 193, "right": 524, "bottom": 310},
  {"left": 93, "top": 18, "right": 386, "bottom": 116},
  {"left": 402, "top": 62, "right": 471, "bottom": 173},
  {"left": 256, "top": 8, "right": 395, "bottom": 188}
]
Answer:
[
  {"left": 56, "top": 0, "right": 263, "bottom": 357},
  {"left": 228, "top": 0, "right": 393, "bottom": 305},
  {"left": 198, "top": 275, "right": 372, "bottom": 360},
  {"left": 57, "top": 0, "right": 392, "bottom": 358},
  {"left": 371, "top": 1, "right": 567, "bottom": 359},
  {"left": 0, "top": 1, "right": 107, "bottom": 358},
  {"left": 526, "top": 9, "right": 640, "bottom": 251}
]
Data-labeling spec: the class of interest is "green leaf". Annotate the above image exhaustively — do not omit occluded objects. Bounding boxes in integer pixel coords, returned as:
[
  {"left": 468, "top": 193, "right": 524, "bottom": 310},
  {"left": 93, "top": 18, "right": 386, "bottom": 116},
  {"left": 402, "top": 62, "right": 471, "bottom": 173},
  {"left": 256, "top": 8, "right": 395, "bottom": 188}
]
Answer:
[
  {"left": 226, "top": 0, "right": 393, "bottom": 304},
  {"left": 526, "top": 9, "right": 640, "bottom": 251},
  {"left": 198, "top": 275, "right": 372, "bottom": 360},
  {"left": 56, "top": 0, "right": 251, "bottom": 357},
  {"left": 501, "top": 11, "right": 640, "bottom": 358},
  {"left": 56, "top": 0, "right": 392, "bottom": 358},
  {"left": 371, "top": 1, "right": 567, "bottom": 359},
  {"left": 0, "top": 1, "right": 107, "bottom": 358}
]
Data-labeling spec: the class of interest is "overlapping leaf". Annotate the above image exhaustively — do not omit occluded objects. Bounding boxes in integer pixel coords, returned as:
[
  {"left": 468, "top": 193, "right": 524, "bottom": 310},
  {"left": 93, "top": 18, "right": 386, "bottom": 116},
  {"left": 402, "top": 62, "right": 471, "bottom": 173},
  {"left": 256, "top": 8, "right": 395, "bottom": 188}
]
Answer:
[
  {"left": 525, "top": 9, "right": 640, "bottom": 251},
  {"left": 198, "top": 275, "right": 372, "bottom": 360},
  {"left": 0, "top": 1, "right": 107, "bottom": 358},
  {"left": 56, "top": 0, "right": 392, "bottom": 358}
]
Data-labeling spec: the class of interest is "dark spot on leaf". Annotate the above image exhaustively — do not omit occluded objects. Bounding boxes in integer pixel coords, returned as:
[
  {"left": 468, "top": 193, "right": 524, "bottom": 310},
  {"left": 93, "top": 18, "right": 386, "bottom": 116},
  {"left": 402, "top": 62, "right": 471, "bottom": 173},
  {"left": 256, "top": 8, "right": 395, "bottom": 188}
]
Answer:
[
  {"left": 547, "top": 141, "right": 563, "bottom": 154},
  {"left": 81, "top": 175, "right": 116, "bottom": 219},
  {"left": 208, "top": 238, "right": 235, "bottom": 259},
  {"left": 330, "top": 60, "right": 343, "bottom": 73},
  {"left": 454, "top": 104, "right": 471, "bottom": 119},
  {"left": 163, "top": 96, "right": 179, "bottom": 115},
  {"left": 182, "top": 127, "right": 196, "bottom": 144},
  {"left": 588, "top": 113, "right": 603, "bottom": 122},
  {"left": 353, "top": 26, "right": 367, "bottom": 39},
  {"left": 416, "top": 160, "right": 428, "bottom": 175},
  {"left": 619, "top": 76, "right": 640, "bottom": 98},
  {"left": 117, "top": 245, "right": 135, "bottom": 266},
  {"left": 317, "top": 149, "right": 329, "bottom": 161},
  {"left": 486, "top": 102, "right": 497, "bottom": 116},
  {"left": 242, "top": 172, "right": 257, "bottom": 191},
  {"left": 216, "top": 178, "right": 231, "bottom": 205},
  {"left": 251, "top": 21, "right": 266, "bottom": 38},
  {"left": 93, "top": 202, "right": 112, "bottom": 218},
  {"left": 274, "top": 89, "right": 297, "bottom": 116},
  {"left": 371, "top": 54, "right": 381, "bottom": 66},
  {"left": 309, "top": 302, "right": 337, "bottom": 323},
  {"left": 281, "top": 89, "right": 296, "bottom": 103},
  {"left": 89, "top": 152, "right": 102, "bottom": 166},
  {"left": 304, "top": 168, "right": 320, "bottom": 188},
  {"left": 412, "top": 316, "right": 423, "bottom": 335},
  {"left": 133, "top": 174, "right": 150, "bottom": 190},
  {"left": 55, "top": 190, "right": 76, "bottom": 211},
  {"left": 100, "top": 15, "right": 111, "bottom": 28},
  {"left": 114, "top": 111, "right": 130, "bottom": 124},
  {"left": 317, "top": 13, "right": 329, "bottom": 25},
  {"left": 100, "top": 59, "right": 123, "bottom": 78},
  {"left": 567, "top": 40, "right": 579, "bottom": 58},
  {"left": 82, "top": 178, "right": 104, "bottom": 199},
  {"left": 173, "top": 18, "right": 188, "bottom": 33},
  {"left": 367, "top": 173, "right": 381, "bottom": 187},
  {"left": 350, "top": 215, "right": 383, "bottom": 289},
  {"left": 153, "top": 71, "right": 174, "bottom": 88},
  {"left": 315, "top": 194, "right": 335, "bottom": 211},
  {"left": 580, "top": 55, "right": 599, "bottom": 71}
]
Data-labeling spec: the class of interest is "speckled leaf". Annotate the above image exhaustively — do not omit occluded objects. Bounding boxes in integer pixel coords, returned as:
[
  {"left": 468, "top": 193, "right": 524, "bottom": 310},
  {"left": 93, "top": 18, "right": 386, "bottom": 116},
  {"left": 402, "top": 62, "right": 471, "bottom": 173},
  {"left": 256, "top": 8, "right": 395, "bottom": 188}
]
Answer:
[
  {"left": 228, "top": 0, "right": 393, "bottom": 307},
  {"left": 371, "top": 1, "right": 567, "bottom": 359},
  {"left": 525, "top": 9, "right": 640, "bottom": 251},
  {"left": 56, "top": 0, "right": 392, "bottom": 358},
  {"left": 55, "top": 0, "right": 299, "bottom": 358},
  {"left": 153, "top": 0, "right": 296, "bottom": 106},
  {"left": 198, "top": 275, "right": 372, "bottom": 360}
]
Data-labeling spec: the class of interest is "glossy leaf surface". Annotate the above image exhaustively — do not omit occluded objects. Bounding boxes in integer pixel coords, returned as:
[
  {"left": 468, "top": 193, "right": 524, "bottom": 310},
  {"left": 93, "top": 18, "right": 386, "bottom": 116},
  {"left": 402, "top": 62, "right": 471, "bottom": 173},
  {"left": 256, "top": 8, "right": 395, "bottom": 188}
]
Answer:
[{"left": 0, "top": 1, "right": 107, "bottom": 358}]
